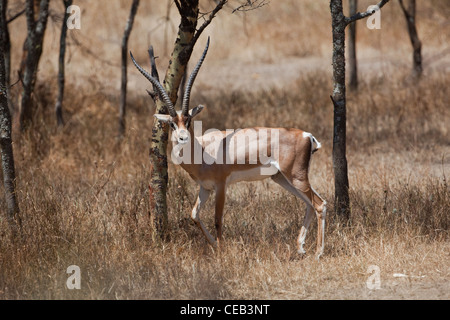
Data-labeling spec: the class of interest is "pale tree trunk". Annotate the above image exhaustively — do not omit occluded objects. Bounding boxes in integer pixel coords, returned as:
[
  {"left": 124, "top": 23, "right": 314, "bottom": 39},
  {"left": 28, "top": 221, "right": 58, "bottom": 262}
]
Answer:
[
  {"left": 0, "top": 4, "right": 20, "bottom": 230},
  {"left": 55, "top": 0, "right": 73, "bottom": 127},
  {"left": 348, "top": 0, "right": 358, "bottom": 91},
  {"left": 398, "top": 0, "right": 422, "bottom": 77},
  {"left": 119, "top": 0, "right": 140, "bottom": 138},
  {"left": 19, "top": 0, "right": 49, "bottom": 131},
  {"left": 330, "top": 0, "right": 390, "bottom": 219}
]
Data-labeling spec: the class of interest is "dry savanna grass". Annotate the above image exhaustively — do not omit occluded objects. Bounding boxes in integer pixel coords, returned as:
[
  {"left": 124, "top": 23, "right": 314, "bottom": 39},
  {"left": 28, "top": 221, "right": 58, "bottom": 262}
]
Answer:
[{"left": 0, "top": 0, "right": 449, "bottom": 300}]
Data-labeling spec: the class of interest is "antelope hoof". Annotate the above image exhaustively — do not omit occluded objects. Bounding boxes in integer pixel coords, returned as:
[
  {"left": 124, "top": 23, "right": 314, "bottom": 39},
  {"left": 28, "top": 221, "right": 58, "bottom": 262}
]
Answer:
[
  {"left": 315, "top": 250, "right": 323, "bottom": 260},
  {"left": 297, "top": 239, "right": 307, "bottom": 255}
]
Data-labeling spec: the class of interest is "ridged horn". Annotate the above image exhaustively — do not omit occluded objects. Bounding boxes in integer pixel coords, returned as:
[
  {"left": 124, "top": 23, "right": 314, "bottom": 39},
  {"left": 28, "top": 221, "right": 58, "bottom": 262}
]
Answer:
[
  {"left": 130, "top": 51, "right": 177, "bottom": 118},
  {"left": 181, "top": 37, "right": 210, "bottom": 116}
]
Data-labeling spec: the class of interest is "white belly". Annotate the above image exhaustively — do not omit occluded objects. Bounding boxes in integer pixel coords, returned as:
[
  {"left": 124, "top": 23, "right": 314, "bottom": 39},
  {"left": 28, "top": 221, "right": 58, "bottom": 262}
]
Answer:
[{"left": 226, "top": 163, "right": 279, "bottom": 185}]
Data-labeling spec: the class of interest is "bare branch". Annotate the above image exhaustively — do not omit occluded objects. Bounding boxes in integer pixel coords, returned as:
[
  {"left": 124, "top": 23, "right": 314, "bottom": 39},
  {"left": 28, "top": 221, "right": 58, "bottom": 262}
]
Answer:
[
  {"left": 148, "top": 46, "right": 160, "bottom": 82},
  {"left": 146, "top": 89, "right": 157, "bottom": 103},
  {"left": 345, "top": 0, "right": 389, "bottom": 25},
  {"left": 9, "top": 78, "right": 20, "bottom": 90},
  {"left": 398, "top": 0, "right": 409, "bottom": 17},
  {"left": 191, "top": 0, "right": 227, "bottom": 47},
  {"left": 398, "top": 0, "right": 422, "bottom": 77},
  {"left": 174, "top": 0, "right": 182, "bottom": 15},
  {"left": 232, "top": 0, "right": 269, "bottom": 14},
  {"left": 7, "top": 8, "right": 25, "bottom": 24},
  {"left": 69, "top": 33, "right": 119, "bottom": 67},
  {"left": 119, "top": 0, "right": 140, "bottom": 135},
  {"left": 147, "top": 45, "right": 160, "bottom": 104},
  {"left": 190, "top": 0, "right": 269, "bottom": 54}
]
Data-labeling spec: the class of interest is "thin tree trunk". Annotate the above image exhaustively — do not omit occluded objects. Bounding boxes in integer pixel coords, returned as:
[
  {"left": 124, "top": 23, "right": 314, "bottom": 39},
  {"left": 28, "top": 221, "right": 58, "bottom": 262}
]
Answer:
[
  {"left": 330, "top": 0, "right": 350, "bottom": 219},
  {"left": 348, "top": 0, "right": 358, "bottom": 91},
  {"left": 329, "top": 0, "right": 390, "bottom": 220},
  {"left": 144, "top": 0, "right": 226, "bottom": 237},
  {"left": 19, "top": 0, "right": 49, "bottom": 131},
  {"left": 18, "top": 0, "right": 40, "bottom": 80},
  {"left": 0, "top": 3, "right": 20, "bottom": 229},
  {"left": 148, "top": 0, "right": 200, "bottom": 236},
  {"left": 55, "top": 0, "right": 72, "bottom": 127},
  {"left": 399, "top": 0, "right": 422, "bottom": 77},
  {"left": 0, "top": 0, "right": 12, "bottom": 115},
  {"left": 119, "top": 0, "right": 140, "bottom": 138}
]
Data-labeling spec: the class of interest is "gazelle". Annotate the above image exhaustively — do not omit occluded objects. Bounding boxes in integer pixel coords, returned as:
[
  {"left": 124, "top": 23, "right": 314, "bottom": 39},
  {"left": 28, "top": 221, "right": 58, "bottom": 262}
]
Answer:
[{"left": 130, "top": 38, "right": 327, "bottom": 258}]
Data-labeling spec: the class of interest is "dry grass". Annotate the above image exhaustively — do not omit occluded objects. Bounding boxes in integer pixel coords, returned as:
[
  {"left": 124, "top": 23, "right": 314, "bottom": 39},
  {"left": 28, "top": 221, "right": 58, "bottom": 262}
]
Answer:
[{"left": 0, "top": 0, "right": 449, "bottom": 300}]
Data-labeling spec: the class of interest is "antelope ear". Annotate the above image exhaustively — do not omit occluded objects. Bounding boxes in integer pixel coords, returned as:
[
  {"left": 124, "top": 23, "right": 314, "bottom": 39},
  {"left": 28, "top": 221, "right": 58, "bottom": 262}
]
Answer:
[
  {"left": 189, "top": 105, "right": 205, "bottom": 118},
  {"left": 154, "top": 114, "right": 172, "bottom": 123}
]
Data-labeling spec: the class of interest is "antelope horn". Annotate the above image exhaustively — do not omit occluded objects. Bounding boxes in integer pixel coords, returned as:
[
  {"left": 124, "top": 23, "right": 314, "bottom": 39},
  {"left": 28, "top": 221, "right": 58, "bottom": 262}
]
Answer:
[
  {"left": 130, "top": 51, "right": 177, "bottom": 118},
  {"left": 181, "top": 37, "right": 210, "bottom": 116}
]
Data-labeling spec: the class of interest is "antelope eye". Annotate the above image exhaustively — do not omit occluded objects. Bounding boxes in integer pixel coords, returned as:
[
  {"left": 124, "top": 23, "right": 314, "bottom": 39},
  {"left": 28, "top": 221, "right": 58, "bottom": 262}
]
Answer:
[
  {"left": 185, "top": 118, "right": 191, "bottom": 129},
  {"left": 170, "top": 122, "right": 176, "bottom": 130}
]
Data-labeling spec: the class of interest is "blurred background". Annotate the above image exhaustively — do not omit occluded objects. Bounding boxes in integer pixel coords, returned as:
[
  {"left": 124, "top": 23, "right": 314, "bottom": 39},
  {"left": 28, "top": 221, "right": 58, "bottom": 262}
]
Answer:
[{"left": 7, "top": 0, "right": 450, "bottom": 97}]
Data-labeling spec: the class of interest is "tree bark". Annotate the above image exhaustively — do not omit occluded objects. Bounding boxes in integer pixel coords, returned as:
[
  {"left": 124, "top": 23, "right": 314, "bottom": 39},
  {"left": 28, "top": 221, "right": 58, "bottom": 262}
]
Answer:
[
  {"left": 330, "top": 0, "right": 350, "bottom": 219},
  {"left": 330, "top": 0, "right": 390, "bottom": 220},
  {"left": 18, "top": 0, "right": 39, "bottom": 79},
  {"left": 398, "top": 0, "right": 422, "bottom": 77},
  {"left": 148, "top": 0, "right": 200, "bottom": 236},
  {"left": 143, "top": 0, "right": 226, "bottom": 236},
  {"left": 0, "top": 3, "right": 20, "bottom": 229},
  {"left": 19, "top": 0, "right": 49, "bottom": 131},
  {"left": 0, "top": 0, "right": 12, "bottom": 115},
  {"left": 119, "top": 0, "right": 140, "bottom": 138},
  {"left": 55, "top": 0, "right": 73, "bottom": 127},
  {"left": 348, "top": 0, "right": 358, "bottom": 91}
]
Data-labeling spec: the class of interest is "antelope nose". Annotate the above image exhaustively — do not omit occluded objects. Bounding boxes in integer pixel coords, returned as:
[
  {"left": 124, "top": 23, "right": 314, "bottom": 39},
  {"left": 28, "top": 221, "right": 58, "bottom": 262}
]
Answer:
[{"left": 178, "top": 130, "right": 189, "bottom": 143}]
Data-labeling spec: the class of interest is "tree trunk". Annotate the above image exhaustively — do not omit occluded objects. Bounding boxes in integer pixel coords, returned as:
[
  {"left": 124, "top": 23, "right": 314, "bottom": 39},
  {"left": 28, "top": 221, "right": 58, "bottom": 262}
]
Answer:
[
  {"left": 330, "top": 0, "right": 350, "bottom": 219},
  {"left": 19, "top": 0, "right": 49, "bottom": 131},
  {"left": 399, "top": 0, "right": 422, "bottom": 77},
  {"left": 329, "top": 0, "right": 390, "bottom": 219},
  {"left": 0, "top": 0, "right": 12, "bottom": 115},
  {"left": 144, "top": 0, "right": 226, "bottom": 237},
  {"left": 0, "top": 5, "right": 20, "bottom": 229},
  {"left": 119, "top": 0, "right": 140, "bottom": 138},
  {"left": 18, "top": 0, "right": 40, "bottom": 79},
  {"left": 55, "top": 0, "right": 73, "bottom": 127},
  {"left": 149, "top": 0, "right": 199, "bottom": 236},
  {"left": 348, "top": 0, "right": 358, "bottom": 91}
]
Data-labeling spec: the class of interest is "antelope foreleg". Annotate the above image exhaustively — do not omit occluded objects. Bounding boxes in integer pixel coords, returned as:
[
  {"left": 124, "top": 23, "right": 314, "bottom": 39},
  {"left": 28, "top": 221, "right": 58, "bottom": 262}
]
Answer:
[{"left": 191, "top": 187, "right": 217, "bottom": 247}]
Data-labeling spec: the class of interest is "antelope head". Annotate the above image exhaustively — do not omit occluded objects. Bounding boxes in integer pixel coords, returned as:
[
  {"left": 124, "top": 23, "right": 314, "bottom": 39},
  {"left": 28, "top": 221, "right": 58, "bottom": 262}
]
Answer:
[{"left": 130, "top": 38, "right": 210, "bottom": 145}]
